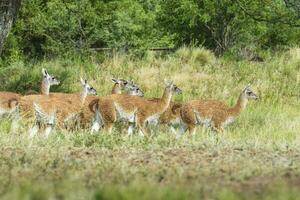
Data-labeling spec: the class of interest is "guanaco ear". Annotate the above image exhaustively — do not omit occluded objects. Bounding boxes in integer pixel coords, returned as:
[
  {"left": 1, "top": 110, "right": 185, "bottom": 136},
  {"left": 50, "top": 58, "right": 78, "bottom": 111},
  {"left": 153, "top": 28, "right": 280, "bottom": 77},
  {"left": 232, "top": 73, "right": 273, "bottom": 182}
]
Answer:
[
  {"left": 111, "top": 78, "right": 118, "bottom": 83},
  {"left": 42, "top": 68, "right": 48, "bottom": 76},
  {"left": 163, "top": 79, "right": 172, "bottom": 86},
  {"left": 243, "top": 83, "right": 251, "bottom": 91},
  {"left": 80, "top": 77, "right": 86, "bottom": 85}
]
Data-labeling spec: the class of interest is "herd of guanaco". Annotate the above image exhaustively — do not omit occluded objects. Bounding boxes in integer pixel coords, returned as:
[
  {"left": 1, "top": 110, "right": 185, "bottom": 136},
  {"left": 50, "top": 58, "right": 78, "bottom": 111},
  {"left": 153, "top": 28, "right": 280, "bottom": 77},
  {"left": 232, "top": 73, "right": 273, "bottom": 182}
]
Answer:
[{"left": 0, "top": 68, "right": 258, "bottom": 138}]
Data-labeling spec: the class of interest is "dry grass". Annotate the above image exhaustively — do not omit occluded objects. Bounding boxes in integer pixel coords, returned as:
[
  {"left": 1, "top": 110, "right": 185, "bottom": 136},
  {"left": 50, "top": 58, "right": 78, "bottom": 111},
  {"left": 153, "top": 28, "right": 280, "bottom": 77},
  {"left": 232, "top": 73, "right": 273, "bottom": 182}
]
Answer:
[{"left": 0, "top": 47, "right": 299, "bottom": 199}]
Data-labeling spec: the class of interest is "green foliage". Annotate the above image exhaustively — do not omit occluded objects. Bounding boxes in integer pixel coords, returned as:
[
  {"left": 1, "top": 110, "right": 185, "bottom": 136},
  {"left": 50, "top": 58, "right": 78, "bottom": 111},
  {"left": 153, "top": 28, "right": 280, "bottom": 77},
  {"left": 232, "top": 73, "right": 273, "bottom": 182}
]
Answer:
[
  {"left": 159, "top": 0, "right": 300, "bottom": 55},
  {"left": 2, "top": 0, "right": 171, "bottom": 59},
  {"left": 1, "top": 0, "right": 300, "bottom": 60}
]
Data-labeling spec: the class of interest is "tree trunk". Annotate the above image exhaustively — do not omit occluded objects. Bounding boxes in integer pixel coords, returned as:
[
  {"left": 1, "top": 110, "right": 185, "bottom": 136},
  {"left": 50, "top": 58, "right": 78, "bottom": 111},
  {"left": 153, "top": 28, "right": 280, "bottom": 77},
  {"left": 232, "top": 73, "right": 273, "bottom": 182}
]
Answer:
[{"left": 0, "top": 0, "right": 21, "bottom": 55}]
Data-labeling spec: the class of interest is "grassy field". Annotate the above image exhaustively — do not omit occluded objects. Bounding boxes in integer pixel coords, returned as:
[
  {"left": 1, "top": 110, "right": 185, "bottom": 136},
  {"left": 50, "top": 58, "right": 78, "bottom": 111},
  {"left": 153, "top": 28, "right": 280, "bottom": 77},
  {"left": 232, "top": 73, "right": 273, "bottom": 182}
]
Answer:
[{"left": 0, "top": 47, "right": 299, "bottom": 199}]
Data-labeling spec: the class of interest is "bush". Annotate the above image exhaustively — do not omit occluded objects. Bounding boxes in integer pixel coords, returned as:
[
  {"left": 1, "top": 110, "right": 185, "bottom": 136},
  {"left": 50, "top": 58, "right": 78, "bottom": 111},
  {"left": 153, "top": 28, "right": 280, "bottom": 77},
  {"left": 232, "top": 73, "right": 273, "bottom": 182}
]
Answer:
[
  {"left": 174, "top": 46, "right": 191, "bottom": 63},
  {"left": 190, "top": 47, "right": 216, "bottom": 66}
]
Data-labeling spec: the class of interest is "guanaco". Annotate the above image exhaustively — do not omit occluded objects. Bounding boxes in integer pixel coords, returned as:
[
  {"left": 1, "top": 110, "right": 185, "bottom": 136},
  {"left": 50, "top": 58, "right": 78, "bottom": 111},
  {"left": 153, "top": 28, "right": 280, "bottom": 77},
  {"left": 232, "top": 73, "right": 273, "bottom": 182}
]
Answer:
[
  {"left": 31, "top": 78, "right": 96, "bottom": 137},
  {"left": 0, "top": 68, "right": 59, "bottom": 119},
  {"left": 110, "top": 78, "right": 142, "bottom": 95},
  {"left": 10, "top": 68, "right": 60, "bottom": 131},
  {"left": 87, "top": 78, "right": 144, "bottom": 132},
  {"left": 138, "top": 97, "right": 183, "bottom": 134},
  {"left": 58, "top": 78, "right": 143, "bottom": 129},
  {"left": 91, "top": 80, "right": 182, "bottom": 136},
  {"left": 178, "top": 85, "right": 258, "bottom": 137}
]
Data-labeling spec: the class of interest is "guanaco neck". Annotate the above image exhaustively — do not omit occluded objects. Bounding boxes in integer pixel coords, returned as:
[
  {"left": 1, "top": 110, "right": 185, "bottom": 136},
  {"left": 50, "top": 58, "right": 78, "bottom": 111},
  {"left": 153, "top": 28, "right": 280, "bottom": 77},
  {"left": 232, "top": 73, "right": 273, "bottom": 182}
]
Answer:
[
  {"left": 160, "top": 87, "right": 172, "bottom": 109},
  {"left": 228, "top": 93, "right": 248, "bottom": 117},
  {"left": 40, "top": 79, "right": 50, "bottom": 95},
  {"left": 80, "top": 88, "right": 88, "bottom": 106},
  {"left": 111, "top": 83, "right": 122, "bottom": 94}
]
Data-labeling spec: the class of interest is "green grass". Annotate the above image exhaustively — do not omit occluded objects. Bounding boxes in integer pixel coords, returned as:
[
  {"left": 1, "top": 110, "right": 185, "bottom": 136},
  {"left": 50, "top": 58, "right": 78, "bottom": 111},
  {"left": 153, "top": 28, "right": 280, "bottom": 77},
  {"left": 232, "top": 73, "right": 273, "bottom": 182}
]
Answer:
[{"left": 0, "top": 48, "right": 299, "bottom": 199}]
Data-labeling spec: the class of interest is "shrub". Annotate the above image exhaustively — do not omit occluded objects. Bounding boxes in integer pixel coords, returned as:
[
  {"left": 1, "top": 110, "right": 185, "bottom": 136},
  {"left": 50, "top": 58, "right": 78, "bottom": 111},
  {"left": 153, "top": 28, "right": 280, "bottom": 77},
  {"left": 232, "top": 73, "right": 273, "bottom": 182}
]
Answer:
[
  {"left": 174, "top": 46, "right": 191, "bottom": 63},
  {"left": 190, "top": 47, "right": 216, "bottom": 66}
]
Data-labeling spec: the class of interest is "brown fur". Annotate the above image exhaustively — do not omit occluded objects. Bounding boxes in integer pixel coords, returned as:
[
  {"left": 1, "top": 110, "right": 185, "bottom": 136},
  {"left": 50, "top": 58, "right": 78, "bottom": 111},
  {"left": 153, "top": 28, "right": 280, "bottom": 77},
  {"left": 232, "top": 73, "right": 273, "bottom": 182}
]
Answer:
[
  {"left": 38, "top": 89, "right": 95, "bottom": 130},
  {"left": 79, "top": 96, "right": 99, "bottom": 128},
  {"left": 0, "top": 92, "right": 22, "bottom": 113},
  {"left": 180, "top": 92, "right": 256, "bottom": 134},
  {"left": 79, "top": 82, "right": 132, "bottom": 129},
  {"left": 49, "top": 92, "right": 88, "bottom": 106},
  {"left": 3, "top": 69, "right": 59, "bottom": 119},
  {"left": 148, "top": 98, "right": 182, "bottom": 126},
  {"left": 18, "top": 93, "right": 88, "bottom": 130},
  {"left": 78, "top": 83, "right": 120, "bottom": 129},
  {"left": 92, "top": 84, "right": 177, "bottom": 136},
  {"left": 17, "top": 95, "right": 56, "bottom": 126}
]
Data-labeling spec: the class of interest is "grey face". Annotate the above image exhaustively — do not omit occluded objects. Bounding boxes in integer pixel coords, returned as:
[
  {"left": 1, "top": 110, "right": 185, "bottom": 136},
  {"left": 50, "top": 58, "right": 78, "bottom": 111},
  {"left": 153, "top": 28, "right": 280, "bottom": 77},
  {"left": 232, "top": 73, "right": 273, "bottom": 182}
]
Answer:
[
  {"left": 164, "top": 80, "right": 182, "bottom": 95},
  {"left": 81, "top": 78, "right": 97, "bottom": 95},
  {"left": 87, "top": 85, "right": 97, "bottom": 95},
  {"left": 113, "top": 78, "right": 144, "bottom": 97},
  {"left": 172, "top": 84, "right": 182, "bottom": 95},
  {"left": 42, "top": 68, "right": 60, "bottom": 86},
  {"left": 111, "top": 78, "right": 129, "bottom": 87},
  {"left": 243, "top": 86, "right": 258, "bottom": 100},
  {"left": 127, "top": 84, "right": 144, "bottom": 97}
]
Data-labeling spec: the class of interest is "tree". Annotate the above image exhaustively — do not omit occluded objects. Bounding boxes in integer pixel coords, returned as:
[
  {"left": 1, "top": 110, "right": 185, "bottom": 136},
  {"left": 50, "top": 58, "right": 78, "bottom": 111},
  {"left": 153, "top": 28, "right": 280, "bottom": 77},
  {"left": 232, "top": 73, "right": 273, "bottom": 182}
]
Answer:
[{"left": 0, "top": 0, "right": 21, "bottom": 55}]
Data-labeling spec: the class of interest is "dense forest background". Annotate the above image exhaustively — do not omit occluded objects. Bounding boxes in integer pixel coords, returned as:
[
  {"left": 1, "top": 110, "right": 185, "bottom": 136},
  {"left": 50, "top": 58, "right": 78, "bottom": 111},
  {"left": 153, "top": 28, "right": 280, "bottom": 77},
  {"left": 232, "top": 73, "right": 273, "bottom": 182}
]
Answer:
[{"left": 1, "top": 0, "right": 300, "bottom": 62}]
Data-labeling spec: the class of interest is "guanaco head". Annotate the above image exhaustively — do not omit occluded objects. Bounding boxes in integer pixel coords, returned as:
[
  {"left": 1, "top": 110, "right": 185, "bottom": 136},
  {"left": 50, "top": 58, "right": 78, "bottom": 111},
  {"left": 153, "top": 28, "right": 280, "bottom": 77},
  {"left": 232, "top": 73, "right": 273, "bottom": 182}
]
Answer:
[
  {"left": 164, "top": 80, "right": 182, "bottom": 95},
  {"left": 112, "top": 78, "right": 144, "bottom": 97},
  {"left": 126, "top": 82, "right": 144, "bottom": 97},
  {"left": 42, "top": 68, "right": 60, "bottom": 86},
  {"left": 242, "top": 84, "right": 258, "bottom": 100},
  {"left": 80, "top": 78, "right": 97, "bottom": 95},
  {"left": 111, "top": 78, "right": 129, "bottom": 87}
]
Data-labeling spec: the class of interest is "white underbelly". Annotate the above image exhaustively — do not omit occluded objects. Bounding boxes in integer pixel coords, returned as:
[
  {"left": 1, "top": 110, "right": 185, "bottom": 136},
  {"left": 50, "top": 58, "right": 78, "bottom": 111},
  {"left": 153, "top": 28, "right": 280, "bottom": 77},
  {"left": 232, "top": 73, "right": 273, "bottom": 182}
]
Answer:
[
  {"left": 146, "top": 114, "right": 160, "bottom": 125},
  {"left": 0, "top": 107, "right": 13, "bottom": 118},
  {"left": 169, "top": 116, "right": 181, "bottom": 126},
  {"left": 115, "top": 103, "right": 135, "bottom": 123},
  {"left": 0, "top": 108, "right": 9, "bottom": 116},
  {"left": 194, "top": 111, "right": 212, "bottom": 127},
  {"left": 64, "top": 113, "right": 79, "bottom": 123},
  {"left": 221, "top": 116, "right": 235, "bottom": 128}
]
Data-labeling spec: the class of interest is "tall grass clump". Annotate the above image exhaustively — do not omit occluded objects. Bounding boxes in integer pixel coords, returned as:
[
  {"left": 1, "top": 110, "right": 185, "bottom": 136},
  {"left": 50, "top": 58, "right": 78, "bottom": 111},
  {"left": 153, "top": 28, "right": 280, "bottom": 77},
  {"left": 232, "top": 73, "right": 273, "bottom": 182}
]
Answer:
[
  {"left": 190, "top": 47, "right": 216, "bottom": 66},
  {"left": 174, "top": 46, "right": 216, "bottom": 67},
  {"left": 174, "top": 46, "right": 191, "bottom": 63}
]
